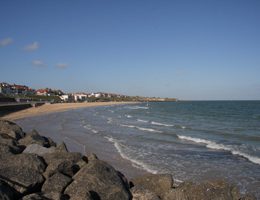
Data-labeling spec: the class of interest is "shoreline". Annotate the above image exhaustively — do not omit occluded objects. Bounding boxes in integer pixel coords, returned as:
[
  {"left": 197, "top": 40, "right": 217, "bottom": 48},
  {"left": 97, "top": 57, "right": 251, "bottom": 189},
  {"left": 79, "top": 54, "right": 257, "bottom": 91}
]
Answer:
[
  {"left": 11, "top": 101, "right": 148, "bottom": 179},
  {"left": 1, "top": 101, "right": 138, "bottom": 121}
]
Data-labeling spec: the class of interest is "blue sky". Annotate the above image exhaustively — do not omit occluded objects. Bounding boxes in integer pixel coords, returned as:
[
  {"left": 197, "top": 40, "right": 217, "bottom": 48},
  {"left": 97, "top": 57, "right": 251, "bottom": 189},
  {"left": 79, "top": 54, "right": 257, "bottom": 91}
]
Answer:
[{"left": 0, "top": 0, "right": 259, "bottom": 100}]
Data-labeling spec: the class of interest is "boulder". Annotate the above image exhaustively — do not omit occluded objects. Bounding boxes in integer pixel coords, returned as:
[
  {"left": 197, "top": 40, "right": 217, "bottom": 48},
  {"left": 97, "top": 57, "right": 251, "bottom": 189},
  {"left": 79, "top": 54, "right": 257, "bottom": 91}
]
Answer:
[
  {"left": 22, "top": 193, "right": 51, "bottom": 200},
  {"left": 0, "top": 153, "right": 46, "bottom": 174},
  {"left": 42, "top": 172, "right": 71, "bottom": 194},
  {"left": 43, "top": 152, "right": 82, "bottom": 165},
  {"left": 131, "top": 187, "right": 160, "bottom": 200},
  {"left": 55, "top": 142, "right": 68, "bottom": 153},
  {"left": 23, "top": 144, "right": 56, "bottom": 156},
  {"left": 163, "top": 180, "right": 245, "bottom": 200},
  {"left": 65, "top": 159, "right": 131, "bottom": 200},
  {"left": 0, "top": 153, "right": 46, "bottom": 194},
  {"left": 0, "top": 120, "right": 25, "bottom": 140},
  {"left": 0, "top": 167, "right": 44, "bottom": 194},
  {"left": 0, "top": 144, "right": 22, "bottom": 156},
  {"left": 131, "top": 174, "right": 173, "bottom": 198},
  {"left": 19, "top": 129, "right": 55, "bottom": 148},
  {"left": 43, "top": 152, "right": 82, "bottom": 178},
  {"left": 0, "top": 180, "right": 19, "bottom": 200}
]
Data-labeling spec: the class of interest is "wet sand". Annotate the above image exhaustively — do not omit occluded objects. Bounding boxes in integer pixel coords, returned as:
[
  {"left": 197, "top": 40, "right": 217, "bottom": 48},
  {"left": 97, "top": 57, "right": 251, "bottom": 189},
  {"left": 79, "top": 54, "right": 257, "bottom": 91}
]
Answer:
[{"left": 1, "top": 102, "right": 136, "bottom": 121}]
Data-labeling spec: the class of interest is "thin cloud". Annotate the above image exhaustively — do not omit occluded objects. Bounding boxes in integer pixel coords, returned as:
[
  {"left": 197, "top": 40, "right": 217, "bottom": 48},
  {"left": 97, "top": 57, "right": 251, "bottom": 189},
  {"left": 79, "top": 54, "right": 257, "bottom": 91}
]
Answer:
[
  {"left": 0, "top": 37, "right": 13, "bottom": 47},
  {"left": 24, "top": 42, "right": 39, "bottom": 51},
  {"left": 56, "top": 63, "right": 68, "bottom": 69},
  {"left": 32, "top": 59, "right": 45, "bottom": 67}
]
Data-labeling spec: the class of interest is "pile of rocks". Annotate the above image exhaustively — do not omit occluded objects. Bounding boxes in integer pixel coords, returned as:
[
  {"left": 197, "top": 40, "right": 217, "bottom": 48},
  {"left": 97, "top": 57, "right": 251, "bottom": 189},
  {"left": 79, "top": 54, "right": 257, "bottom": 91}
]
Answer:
[{"left": 0, "top": 120, "right": 255, "bottom": 200}]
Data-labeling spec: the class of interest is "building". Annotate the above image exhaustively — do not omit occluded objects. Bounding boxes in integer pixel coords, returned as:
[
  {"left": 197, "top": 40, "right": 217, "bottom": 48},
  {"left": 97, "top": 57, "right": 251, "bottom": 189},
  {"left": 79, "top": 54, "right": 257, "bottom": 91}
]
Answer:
[
  {"left": 60, "top": 94, "right": 72, "bottom": 102},
  {"left": 73, "top": 93, "right": 88, "bottom": 102}
]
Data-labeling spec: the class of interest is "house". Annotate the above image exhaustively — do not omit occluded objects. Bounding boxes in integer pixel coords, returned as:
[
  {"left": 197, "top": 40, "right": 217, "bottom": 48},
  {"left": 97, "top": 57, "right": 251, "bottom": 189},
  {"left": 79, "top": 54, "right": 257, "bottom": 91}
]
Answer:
[
  {"left": 36, "top": 89, "right": 50, "bottom": 96},
  {"left": 0, "top": 82, "right": 13, "bottom": 95},
  {"left": 60, "top": 94, "right": 72, "bottom": 102},
  {"left": 73, "top": 93, "right": 88, "bottom": 102}
]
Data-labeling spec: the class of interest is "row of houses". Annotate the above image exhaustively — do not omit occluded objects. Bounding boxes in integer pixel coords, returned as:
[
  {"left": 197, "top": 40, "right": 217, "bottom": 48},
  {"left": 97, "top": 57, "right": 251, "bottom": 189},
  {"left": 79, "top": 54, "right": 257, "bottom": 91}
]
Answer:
[
  {"left": 60, "top": 92, "right": 128, "bottom": 102},
  {"left": 1, "top": 82, "right": 128, "bottom": 102},
  {"left": 0, "top": 82, "right": 35, "bottom": 96}
]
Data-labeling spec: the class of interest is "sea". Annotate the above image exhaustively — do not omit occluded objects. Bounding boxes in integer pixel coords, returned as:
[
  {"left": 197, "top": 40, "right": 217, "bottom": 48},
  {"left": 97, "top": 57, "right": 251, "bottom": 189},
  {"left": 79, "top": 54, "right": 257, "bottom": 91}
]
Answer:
[{"left": 17, "top": 101, "right": 260, "bottom": 198}]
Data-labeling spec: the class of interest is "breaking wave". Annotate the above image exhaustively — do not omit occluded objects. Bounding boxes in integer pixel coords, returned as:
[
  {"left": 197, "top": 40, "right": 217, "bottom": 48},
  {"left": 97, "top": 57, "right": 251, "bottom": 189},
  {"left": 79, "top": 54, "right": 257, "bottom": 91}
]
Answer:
[
  {"left": 120, "top": 124, "right": 162, "bottom": 133},
  {"left": 177, "top": 135, "right": 260, "bottom": 165},
  {"left": 105, "top": 136, "right": 158, "bottom": 174}
]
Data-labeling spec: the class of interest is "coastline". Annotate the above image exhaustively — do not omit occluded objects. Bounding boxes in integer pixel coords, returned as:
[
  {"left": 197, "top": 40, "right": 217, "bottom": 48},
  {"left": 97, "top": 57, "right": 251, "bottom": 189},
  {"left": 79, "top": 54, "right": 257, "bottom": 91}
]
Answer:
[
  {"left": 1, "top": 101, "right": 137, "bottom": 121},
  {"left": 7, "top": 101, "right": 148, "bottom": 178}
]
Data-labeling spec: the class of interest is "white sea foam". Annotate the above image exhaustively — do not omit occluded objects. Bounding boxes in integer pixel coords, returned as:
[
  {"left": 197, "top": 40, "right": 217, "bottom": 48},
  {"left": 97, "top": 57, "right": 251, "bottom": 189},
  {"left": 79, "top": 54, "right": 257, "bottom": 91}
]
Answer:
[
  {"left": 151, "top": 121, "right": 174, "bottom": 127},
  {"left": 137, "top": 119, "right": 148, "bottom": 123},
  {"left": 128, "top": 106, "right": 149, "bottom": 110},
  {"left": 177, "top": 135, "right": 260, "bottom": 165},
  {"left": 107, "top": 118, "right": 113, "bottom": 124},
  {"left": 104, "top": 136, "right": 158, "bottom": 174},
  {"left": 120, "top": 124, "right": 162, "bottom": 133},
  {"left": 125, "top": 115, "right": 133, "bottom": 118},
  {"left": 91, "top": 129, "right": 99, "bottom": 134}
]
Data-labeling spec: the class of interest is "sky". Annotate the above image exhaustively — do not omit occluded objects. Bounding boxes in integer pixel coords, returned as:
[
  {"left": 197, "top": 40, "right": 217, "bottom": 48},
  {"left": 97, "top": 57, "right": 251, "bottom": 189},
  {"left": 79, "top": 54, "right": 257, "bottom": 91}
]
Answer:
[{"left": 0, "top": 0, "right": 259, "bottom": 100}]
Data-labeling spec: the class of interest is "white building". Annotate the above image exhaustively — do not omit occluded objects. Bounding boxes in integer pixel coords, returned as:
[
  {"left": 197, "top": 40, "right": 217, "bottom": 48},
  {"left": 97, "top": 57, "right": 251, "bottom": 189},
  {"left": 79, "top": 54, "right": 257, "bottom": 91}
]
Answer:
[
  {"left": 73, "top": 93, "right": 88, "bottom": 102},
  {"left": 60, "top": 94, "right": 70, "bottom": 102}
]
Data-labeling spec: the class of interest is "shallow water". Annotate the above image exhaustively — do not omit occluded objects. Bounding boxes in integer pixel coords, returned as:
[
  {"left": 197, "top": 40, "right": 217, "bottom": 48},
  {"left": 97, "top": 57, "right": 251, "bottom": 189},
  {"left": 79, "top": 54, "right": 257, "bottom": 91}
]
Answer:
[{"left": 17, "top": 101, "right": 260, "bottom": 198}]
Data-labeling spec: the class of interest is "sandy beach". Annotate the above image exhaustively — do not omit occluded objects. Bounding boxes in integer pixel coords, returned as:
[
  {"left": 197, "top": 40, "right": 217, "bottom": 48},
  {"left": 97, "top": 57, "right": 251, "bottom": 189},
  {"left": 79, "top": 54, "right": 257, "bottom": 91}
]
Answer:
[{"left": 1, "top": 102, "right": 136, "bottom": 121}]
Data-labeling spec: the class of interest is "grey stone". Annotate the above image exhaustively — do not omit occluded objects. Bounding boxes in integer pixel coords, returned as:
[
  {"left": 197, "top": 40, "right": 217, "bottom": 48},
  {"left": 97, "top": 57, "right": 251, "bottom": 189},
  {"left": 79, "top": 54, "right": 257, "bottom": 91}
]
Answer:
[
  {"left": 0, "top": 153, "right": 46, "bottom": 174},
  {"left": 163, "top": 180, "right": 244, "bottom": 200},
  {"left": 0, "top": 167, "right": 44, "bottom": 194},
  {"left": 0, "top": 120, "right": 25, "bottom": 140},
  {"left": 131, "top": 174, "right": 173, "bottom": 198},
  {"left": 55, "top": 142, "right": 68, "bottom": 153},
  {"left": 22, "top": 193, "right": 51, "bottom": 200},
  {"left": 131, "top": 187, "right": 160, "bottom": 200},
  {"left": 42, "top": 172, "right": 71, "bottom": 194},
  {"left": 23, "top": 144, "right": 56, "bottom": 156},
  {"left": 43, "top": 153, "right": 82, "bottom": 178},
  {"left": 65, "top": 159, "right": 131, "bottom": 200},
  {"left": 43, "top": 152, "right": 82, "bottom": 165},
  {"left": 19, "top": 129, "right": 55, "bottom": 148}
]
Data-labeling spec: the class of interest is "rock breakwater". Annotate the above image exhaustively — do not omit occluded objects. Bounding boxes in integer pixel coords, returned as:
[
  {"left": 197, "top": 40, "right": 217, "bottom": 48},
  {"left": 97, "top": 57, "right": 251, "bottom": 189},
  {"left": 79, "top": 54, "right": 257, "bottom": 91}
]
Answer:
[{"left": 0, "top": 120, "right": 256, "bottom": 200}]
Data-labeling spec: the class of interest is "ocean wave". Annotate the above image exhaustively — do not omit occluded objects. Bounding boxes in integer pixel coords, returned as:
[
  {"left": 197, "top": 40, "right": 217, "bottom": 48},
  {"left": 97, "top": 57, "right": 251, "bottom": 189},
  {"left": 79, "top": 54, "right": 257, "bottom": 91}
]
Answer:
[
  {"left": 125, "top": 115, "right": 133, "bottom": 118},
  {"left": 177, "top": 135, "right": 260, "bottom": 165},
  {"left": 120, "top": 124, "right": 162, "bottom": 133},
  {"left": 107, "top": 118, "right": 113, "bottom": 124},
  {"left": 137, "top": 119, "right": 148, "bottom": 123},
  {"left": 83, "top": 125, "right": 99, "bottom": 134},
  {"left": 128, "top": 106, "right": 149, "bottom": 110},
  {"left": 104, "top": 136, "right": 158, "bottom": 174},
  {"left": 151, "top": 121, "right": 174, "bottom": 127}
]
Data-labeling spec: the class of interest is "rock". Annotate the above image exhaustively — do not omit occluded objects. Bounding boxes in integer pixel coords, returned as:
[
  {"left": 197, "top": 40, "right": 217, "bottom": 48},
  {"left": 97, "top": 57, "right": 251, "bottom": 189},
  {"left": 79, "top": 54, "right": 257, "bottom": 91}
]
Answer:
[
  {"left": 0, "top": 180, "right": 19, "bottom": 200},
  {"left": 131, "top": 174, "right": 173, "bottom": 198},
  {"left": 88, "top": 153, "right": 98, "bottom": 160},
  {"left": 55, "top": 142, "right": 68, "bottom": 153},
  {"left": 22, "top": 193, "right": 51, "bottom": 200},
  {"left": 0, "top": 143, "right": 23, "bottom": 155},
  {"left": 0, "top": 153, "right": 46, "bottom": 173},
  {"left": 0, "top": 167, "right": 44, "bottom": 194},
  {"left": 43, "top": 152, "right": 82, "bottom": 178},
  {"left": 43, "top": 152, "right": 82, "bottom": 165},
  {"left": 19, "top": 129, "right": 55, "bottom": 148},
  {"left": 0, "top": 120, "right": 25, "bottom": 140},
  {"left": 0, "top": 153, "right": 46, "bottom": 194},
  {"left": 23, "top": 144, "right": 56, "bottom": 156},
  {"left": 65, "top": 159, "right": 131, "bottom": 200},
  {"left": 42, "top": 172, "right": 72, "bottom": 194},
  {"left": 0, "top": 133, "right": 23, "bottom": 155},
  {"left": 131, "top": 187, "right": 160, "bottom": 200},
  {"left": 163, "top": 180, "right": 244, "bottom": 200}
]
